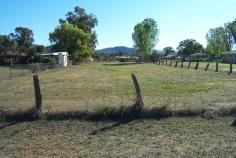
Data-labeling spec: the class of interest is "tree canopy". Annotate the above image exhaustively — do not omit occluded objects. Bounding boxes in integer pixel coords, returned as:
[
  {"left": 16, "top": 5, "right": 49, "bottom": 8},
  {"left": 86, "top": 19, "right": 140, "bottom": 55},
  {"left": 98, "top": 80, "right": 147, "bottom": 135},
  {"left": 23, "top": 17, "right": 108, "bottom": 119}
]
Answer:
[
  {"left": 206, "top": 27, "right": 230, "bottom": 58},
  {"left": 9, "top": 27, "right": 34, "bottom": 53},
  {"left": 59, "top": 6, "right": 98, "bottom": 49},
  {"left": 132, "top": 18, "right": 159, "bottom": 62},
  {"left": 49, "top": 24, "right": 92, "bottom": 64},
  {"left": 50, "top": 6, "right": 98, "bottom": 63},
  {"left": 163, "top": 46, "right": 175, "bottom": 56},
  {"left": 205, "top": 19, "right": 236, "bottom": 59},
  {"left": 226, "top": 19, "right": 236, "bottom": 47},
  {"left": 177, "top": 39, "right": 204, "bottom": 57},
  {"left": 0, "top": 35, "right": 17, "bottom": 55}
]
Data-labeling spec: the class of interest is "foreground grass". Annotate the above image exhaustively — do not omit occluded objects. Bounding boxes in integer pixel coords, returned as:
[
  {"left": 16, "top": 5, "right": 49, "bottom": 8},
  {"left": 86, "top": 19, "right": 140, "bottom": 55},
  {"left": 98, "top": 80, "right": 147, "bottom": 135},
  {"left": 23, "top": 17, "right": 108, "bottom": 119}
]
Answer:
[
  {"left": 0, "top": 117, "right": 236, "bottom": 157},
  {"left": 1, "top": 62, "right": 236, "bottom": 115}
]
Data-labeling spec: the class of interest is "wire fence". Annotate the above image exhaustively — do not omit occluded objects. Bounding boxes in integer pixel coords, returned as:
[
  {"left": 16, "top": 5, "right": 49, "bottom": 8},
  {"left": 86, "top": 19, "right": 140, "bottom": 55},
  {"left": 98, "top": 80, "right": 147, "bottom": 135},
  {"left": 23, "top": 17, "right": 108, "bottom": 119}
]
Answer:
[
  {"left": 0, "top": 63, "right": 60, "bottom": 80},
  {"left": 157, "top": 60, "right": 235, "bottom": 74}
]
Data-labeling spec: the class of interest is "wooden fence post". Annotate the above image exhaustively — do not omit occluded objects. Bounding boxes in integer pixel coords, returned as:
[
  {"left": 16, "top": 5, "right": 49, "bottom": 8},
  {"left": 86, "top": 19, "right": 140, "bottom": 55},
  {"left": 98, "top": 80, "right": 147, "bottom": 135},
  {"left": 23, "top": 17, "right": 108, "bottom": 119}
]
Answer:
[
  {"left": 181, "top": 61, "right": 184, "bottom": 68},
  {"left": 195, "top": 62, "right": 199, "bottom": 70},
  {"left": 188, "top": 61, "right": 191, "bottom": 69},
  {"left": 162, "top": 60, "right": 164, "bottom": 65},
  {"left": 229, "top": 64, "right": 233, "bottom": 75},
  {"left": 175, "top": 61, "right": 178, "bottom": 67},
  {"left": 205, "top": 63, "right": 210, "bottom": 71},
  {"left": 215, "top": 62, "right": 219, "bottom": 72},
  {"left": 33, "top": 74, "right": 42, "bottom": 111},
  {"left": 9, "top": 66, "right": 12, "bottom": 78},
  {"left": 170, "top": 60, "right": 172, "bottom": 66},
  {"left": 165, "top": 60, "right": 168, "bottom": 65},
  {"left": 21, "top": 64, "right": 24, "bottom": 75},
  {"left": 131, "top": 73, "right": 144, "bottom": 109},
  {"left": 158, "top": 60, "right": 161, "bottom": 65}
]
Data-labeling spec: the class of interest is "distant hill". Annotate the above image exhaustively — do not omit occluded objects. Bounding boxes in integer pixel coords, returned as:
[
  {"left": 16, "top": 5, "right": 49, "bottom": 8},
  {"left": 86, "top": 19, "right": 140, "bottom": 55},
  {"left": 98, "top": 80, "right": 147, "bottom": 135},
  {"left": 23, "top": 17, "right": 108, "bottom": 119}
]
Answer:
[
  {"left": 96, "top": 46, "right": 163, "bottom": 55},
  {"left": 96, "top": 46, "right": 136, "bottom": 55}
]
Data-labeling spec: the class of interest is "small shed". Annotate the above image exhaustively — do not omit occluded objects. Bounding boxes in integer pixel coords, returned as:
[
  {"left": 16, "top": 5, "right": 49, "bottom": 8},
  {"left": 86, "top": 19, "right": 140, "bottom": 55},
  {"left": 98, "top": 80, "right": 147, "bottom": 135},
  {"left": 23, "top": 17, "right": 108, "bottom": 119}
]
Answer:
[
  {"left": 42, "top": 52, "right": 69, "bottom": 67},
  {"left": 224, "top": 50, "right": 236, "bottom": 64}
]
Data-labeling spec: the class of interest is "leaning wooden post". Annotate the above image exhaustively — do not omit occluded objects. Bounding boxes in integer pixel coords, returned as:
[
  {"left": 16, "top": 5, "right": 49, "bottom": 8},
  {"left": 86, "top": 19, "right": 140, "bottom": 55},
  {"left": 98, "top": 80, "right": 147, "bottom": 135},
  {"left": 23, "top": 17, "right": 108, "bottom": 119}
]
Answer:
[
  {"left": 175, "top": 61, "right": 178, "bottom": 67},
  {"left": 170, "top": 60, "right": 172, "bottom": 66},
  {"left": 215, "top": 61, "right": 219, "bottom": 72},
  {"left": 205, "top": 63, "right": 210, "bottom": 71},
  {"left": 195, "top": 62, "right": 199, "bottom": 70},
  {"left": 33, "top": 74, "right": 42, "bottom": 111},
  {"left": 131, "top": 73, "right": 144, "bottom": 109},
  {"left": 229, "top": 63, "right": 233, "bottom": 75},
  {"left": 188, "top": 61, "right": 191, "bottom": 69}
]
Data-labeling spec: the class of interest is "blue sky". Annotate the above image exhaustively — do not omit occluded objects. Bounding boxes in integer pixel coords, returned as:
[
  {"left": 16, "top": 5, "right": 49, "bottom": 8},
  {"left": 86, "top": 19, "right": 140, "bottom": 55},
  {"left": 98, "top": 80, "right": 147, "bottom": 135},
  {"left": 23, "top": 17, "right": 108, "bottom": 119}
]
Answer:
[{"left": 0, "top": 0, "right": 235, "bottom": 50}]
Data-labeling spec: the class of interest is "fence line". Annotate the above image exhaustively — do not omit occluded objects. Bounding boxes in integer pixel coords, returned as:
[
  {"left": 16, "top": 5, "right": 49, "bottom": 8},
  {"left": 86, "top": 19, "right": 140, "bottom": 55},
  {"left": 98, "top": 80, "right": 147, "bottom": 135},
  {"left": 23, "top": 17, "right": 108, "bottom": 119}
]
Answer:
[
  {"left": 0, "top": 63, "right": 60, "bottom": 80},
  {"left": 156, "top": 60, "right": 234, "bottom": 75}
]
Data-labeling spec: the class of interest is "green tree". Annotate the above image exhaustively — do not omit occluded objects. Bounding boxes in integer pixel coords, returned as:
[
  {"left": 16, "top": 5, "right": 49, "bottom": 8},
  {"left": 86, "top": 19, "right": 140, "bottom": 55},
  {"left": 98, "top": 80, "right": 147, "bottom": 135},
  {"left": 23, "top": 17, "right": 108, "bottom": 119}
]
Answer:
[
  {"left": 132, "top": 18, "right": 159, "bottom": 62},
  {"left": 206, "top": 27, "right": 230, "bottom": 58},
  {"left": 29, "top": 44, "right": 45, "bottom": 52},
  {"left": 226, "top": 19, "right": 236, "bottom": 46},
  {"left": 177, "top": 39, "right": 204, "bottom": 57},
  {"left": 0, "top": 35, "right": 17, "bottom": 55},
  {"left": 163, "top": 46, "right": 175, "bottom": 56},
  {"left": 9, "top": 27, "right": 34, "bottom": 53},
  {"left": 59, "top": 6, "right": 98, "bottom": 49},
  {"left": 49, "top": 24, "right": 92, "bottom": 64}
]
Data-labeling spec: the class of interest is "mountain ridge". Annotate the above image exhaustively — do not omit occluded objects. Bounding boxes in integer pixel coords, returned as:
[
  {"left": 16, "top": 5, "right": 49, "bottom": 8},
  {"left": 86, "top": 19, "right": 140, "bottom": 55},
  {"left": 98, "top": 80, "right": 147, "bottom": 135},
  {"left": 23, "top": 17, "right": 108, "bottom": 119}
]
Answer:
[{"left": 96, "top": 46, "right": 162, "bottom": 55}]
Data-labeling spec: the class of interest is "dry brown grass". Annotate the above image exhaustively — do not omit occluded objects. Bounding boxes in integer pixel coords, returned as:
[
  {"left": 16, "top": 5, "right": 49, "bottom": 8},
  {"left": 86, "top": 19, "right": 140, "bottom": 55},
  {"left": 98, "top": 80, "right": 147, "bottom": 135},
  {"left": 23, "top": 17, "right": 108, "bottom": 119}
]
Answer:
[{"left": 1, "top": 117, "right": 236, "bottom": 157}]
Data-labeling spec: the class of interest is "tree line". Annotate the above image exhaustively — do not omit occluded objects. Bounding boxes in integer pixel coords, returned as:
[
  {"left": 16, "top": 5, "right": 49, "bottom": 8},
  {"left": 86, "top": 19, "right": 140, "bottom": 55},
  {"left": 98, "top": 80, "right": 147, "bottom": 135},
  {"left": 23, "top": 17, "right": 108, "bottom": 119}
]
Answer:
[
  {"left": 1, "top": 5, "right": 236, "bottom": 64},
  {"left": 0, "top": 6, "right": 98, "bottom": 64},
  {"left": 0, "top": 27, "right": 44, "bottom": 55},
  {"left": 133, "top": 18, "right": 236, "bottom": 62}
]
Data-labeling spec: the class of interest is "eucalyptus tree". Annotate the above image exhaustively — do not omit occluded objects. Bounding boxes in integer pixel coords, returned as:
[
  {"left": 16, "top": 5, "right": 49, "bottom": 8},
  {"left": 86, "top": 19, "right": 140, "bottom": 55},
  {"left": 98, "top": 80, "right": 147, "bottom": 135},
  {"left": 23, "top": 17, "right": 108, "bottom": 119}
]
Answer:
[{"left": 132, "top": 18, "right": 159, "bottom": 62}]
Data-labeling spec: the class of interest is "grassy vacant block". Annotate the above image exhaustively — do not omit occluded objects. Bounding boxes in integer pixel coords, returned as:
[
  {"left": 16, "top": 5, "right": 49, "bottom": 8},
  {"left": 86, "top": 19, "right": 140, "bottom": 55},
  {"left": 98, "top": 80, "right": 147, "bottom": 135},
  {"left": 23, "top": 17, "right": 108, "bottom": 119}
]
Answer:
[
  {"left": 1, "top": 62, "right": 236, "bottom": 117},
  {"left": 1, "top": 62, "right": 236, "bottom": 157}
]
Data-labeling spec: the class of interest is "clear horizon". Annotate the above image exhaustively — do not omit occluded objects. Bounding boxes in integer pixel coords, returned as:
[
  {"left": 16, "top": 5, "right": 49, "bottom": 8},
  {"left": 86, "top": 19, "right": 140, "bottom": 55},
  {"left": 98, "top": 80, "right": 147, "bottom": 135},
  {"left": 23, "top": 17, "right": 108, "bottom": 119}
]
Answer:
[{"left": 0, "top": 0, "right": 236, "bottom": 50}]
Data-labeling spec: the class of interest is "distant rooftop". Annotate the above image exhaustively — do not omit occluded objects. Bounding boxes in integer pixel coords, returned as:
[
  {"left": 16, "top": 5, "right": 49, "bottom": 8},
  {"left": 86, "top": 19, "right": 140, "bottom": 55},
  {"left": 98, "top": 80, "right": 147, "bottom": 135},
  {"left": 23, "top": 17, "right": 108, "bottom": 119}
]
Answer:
[{"left": 226, "top": 50, "right": 236, "bottom": 54}]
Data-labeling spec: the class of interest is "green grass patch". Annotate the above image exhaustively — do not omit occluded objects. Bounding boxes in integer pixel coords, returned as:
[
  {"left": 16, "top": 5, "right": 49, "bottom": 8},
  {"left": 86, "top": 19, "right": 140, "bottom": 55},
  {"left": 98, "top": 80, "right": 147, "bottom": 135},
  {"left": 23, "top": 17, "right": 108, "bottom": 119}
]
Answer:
[{"left": 1, "top": 62, "right": 236, "bottom": 113}]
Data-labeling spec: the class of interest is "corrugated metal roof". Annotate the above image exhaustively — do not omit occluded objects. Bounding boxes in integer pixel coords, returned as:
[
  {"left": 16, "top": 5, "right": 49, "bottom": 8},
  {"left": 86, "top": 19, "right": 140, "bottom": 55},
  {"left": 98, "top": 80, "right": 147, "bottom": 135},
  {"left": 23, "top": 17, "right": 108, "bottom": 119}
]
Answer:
[{"left": 41, "top": 52, "right": 69, "bottom": 56}]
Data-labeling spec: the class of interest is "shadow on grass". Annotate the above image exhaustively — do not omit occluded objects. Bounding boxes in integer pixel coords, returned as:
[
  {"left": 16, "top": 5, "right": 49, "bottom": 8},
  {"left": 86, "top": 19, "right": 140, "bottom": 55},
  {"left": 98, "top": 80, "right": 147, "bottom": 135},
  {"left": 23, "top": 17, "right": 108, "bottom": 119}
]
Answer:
[
  {"left": 103, "top": 62, "right": 142, "bottom": 66},
  {"left": 0, "top": 108, "right": 39, "bottom": 130},
  {"left": 89, "top": 119, "right": 133, "bottom": 135},
  {"left": 0, "top": 121, "right": 18, "bottom": 130},
  {"left": 1, "top": 103, "right": 236, "bottom": 123}
]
